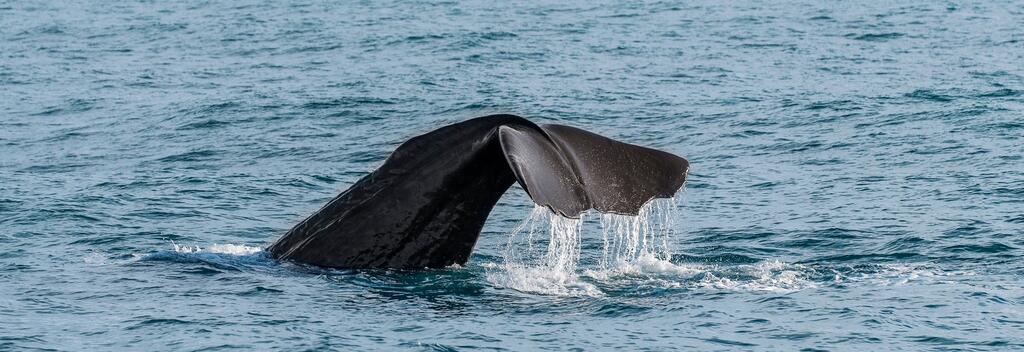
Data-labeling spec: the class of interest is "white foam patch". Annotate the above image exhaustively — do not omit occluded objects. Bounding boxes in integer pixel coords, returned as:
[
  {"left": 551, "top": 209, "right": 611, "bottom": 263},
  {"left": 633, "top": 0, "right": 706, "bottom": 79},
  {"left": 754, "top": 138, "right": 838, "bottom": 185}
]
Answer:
[
  {"left": 485, "top": 262, "right": 604, "bottom": 297},
  {"left": 851, "top": 264, "right": 978, "bottom": 286},
  {"left": 584, "top": 253, "right": 704, "bottom": 279},
  {"left": 581, "top": 256, "right": 817, "bottom": 293},
  {"left": 171, "top": 241, "right": 263, "bottom": 255},
  {"left": 695, "top": 261, "right": 818, "bottom": 293},
  {"left": 82, "top": 251, "right": 110, "bottom": 265}
]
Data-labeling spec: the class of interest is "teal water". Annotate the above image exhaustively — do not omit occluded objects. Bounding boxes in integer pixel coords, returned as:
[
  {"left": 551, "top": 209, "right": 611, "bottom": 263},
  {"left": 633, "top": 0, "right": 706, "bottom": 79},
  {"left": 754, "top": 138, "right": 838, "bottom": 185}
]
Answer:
[{"left": 2, "top": 1, "right": 1023, "bottom": 350}]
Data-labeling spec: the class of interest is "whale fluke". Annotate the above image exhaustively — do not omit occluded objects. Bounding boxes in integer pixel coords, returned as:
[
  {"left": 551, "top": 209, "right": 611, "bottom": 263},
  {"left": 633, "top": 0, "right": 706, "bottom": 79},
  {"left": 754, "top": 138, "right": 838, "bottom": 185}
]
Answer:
[{"left": 267, "top": 115, "right": 688, "bottom": 269}]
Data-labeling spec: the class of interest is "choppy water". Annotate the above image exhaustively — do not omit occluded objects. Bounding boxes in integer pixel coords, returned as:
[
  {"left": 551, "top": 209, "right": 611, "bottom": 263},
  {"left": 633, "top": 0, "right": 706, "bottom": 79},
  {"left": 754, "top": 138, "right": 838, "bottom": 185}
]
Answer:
[{"left": 2, "top": 0, "right": 1023, "bottom": 350}]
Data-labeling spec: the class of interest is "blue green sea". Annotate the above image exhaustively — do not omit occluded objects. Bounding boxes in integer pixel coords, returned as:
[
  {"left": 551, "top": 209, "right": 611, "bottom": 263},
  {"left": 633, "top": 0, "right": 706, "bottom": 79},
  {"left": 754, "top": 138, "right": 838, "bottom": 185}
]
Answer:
[{"left": 2, "top": 1, "right": 1022, "bottom": 350}]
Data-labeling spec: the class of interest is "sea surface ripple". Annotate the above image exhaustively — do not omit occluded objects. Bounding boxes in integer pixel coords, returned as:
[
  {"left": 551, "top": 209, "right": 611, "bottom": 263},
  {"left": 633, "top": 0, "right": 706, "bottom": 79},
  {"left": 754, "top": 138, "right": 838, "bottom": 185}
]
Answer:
[{"left": 1, "top": 1, "right": 1023, "bottom": 350}]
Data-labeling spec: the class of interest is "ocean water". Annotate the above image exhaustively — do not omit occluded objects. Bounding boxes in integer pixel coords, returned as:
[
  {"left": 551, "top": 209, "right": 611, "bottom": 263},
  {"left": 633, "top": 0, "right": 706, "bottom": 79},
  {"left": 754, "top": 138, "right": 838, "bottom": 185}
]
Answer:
[{"left": 2, "top": 0, "right": 1023, "bottom": 350}]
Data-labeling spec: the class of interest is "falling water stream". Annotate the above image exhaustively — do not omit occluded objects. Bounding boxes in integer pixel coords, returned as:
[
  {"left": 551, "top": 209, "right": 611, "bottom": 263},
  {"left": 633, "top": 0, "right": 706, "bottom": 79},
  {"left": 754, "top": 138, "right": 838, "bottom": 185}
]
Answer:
[{"left": 488, "top": 197, "right": 682, "bottom": 297}]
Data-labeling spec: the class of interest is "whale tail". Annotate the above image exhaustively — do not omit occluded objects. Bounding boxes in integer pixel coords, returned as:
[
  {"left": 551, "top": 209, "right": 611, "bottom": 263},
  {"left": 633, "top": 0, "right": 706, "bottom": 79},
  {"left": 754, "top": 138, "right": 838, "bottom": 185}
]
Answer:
[{"left": 267, "top": 115, "right": 688, "bottom": 269}]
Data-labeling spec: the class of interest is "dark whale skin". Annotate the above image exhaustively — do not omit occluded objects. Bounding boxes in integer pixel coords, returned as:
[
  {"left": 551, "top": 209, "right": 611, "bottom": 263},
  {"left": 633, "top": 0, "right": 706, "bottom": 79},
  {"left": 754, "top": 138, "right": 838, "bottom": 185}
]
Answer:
[{"left": 267, "top": 115, "right": 688, "bottom": 269}]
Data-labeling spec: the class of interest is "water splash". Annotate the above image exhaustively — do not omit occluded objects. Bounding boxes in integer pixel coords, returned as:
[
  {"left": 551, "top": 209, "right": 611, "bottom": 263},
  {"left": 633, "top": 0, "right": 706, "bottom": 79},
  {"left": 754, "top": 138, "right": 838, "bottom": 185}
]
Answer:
[
  {"left": 487, "top": 206, "right": 600, "bottom": 296},
  {"left": 488, "top": 198, "right": 682, "bottom": 296},
  {"left": 488, "top": 197, "right": 825, "bottom": 295}
]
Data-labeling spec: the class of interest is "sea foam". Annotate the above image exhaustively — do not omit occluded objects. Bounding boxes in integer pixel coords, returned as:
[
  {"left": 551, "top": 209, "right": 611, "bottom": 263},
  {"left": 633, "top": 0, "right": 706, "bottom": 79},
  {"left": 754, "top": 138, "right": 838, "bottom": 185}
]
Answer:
[{"left": 171, "top": 241, "right": 264, "bottom": 256}]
